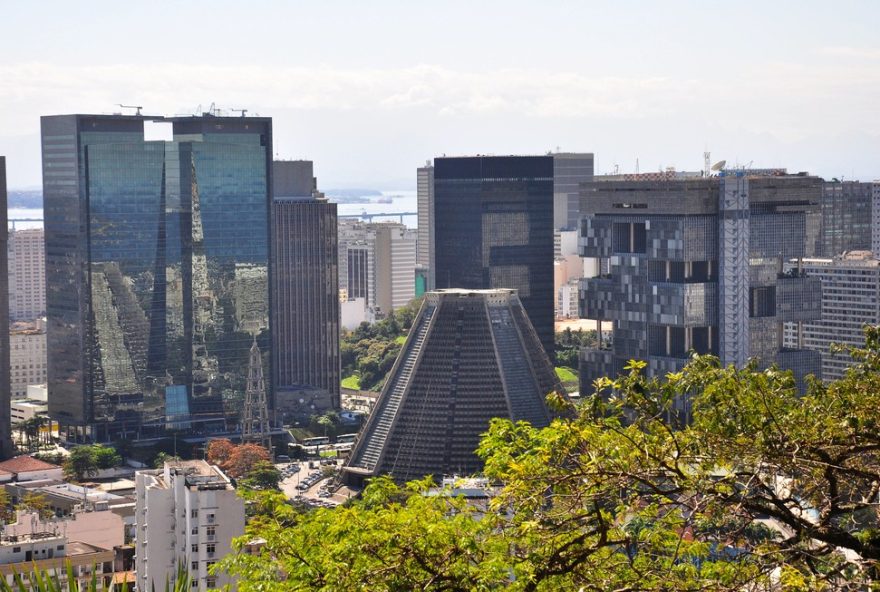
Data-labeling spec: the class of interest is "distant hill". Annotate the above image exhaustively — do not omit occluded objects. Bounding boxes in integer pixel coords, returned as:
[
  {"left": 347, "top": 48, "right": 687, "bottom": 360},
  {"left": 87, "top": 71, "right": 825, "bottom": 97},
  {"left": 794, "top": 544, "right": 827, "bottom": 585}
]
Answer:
[{"left": 7, "top": 191, "right": 42, "bottom": 209}]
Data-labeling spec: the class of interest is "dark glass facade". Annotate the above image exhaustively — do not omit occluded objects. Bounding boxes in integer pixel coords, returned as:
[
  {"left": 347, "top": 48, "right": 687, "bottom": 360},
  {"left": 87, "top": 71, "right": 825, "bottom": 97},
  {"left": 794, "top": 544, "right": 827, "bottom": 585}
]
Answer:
[
  {"left": 433, "top": 156, "right": 555, "bottom": 356},
  {"left": 42, "top": 115, "right": 272, "bottom": 440},
  {"left": 0, "top": 157, "right": 11, "bottom": 457}
]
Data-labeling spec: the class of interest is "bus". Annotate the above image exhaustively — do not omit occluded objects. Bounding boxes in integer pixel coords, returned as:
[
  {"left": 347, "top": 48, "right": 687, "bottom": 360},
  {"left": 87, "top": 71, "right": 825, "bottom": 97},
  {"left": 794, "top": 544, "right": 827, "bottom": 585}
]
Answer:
[
  {"left": 336, "top": 434, "right": 357, "bottom": 444},
  {"left": 302, "top": 436, "right": 330, "bottom": 448}
]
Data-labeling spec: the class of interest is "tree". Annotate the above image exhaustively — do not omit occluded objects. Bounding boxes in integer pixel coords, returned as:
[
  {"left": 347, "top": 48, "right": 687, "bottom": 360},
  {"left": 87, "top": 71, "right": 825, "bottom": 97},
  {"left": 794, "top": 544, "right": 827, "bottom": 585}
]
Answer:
[
  {"left": 206, "top": 438, "right": 236, "bottom": 468},
  {"left": 222, "top": 328, "right": 880, "bottom": 591},
  {"left": 241, "top": 460, "right": 281, "bottom": 491},
  {"left": 91, "top": 445, "right": 121, "bottom": 469},
  {"left": 224, "top": 443, "right": 271, "bottom": 479},
  {"left": 153, "top": 452, "right": 181, "bottom": 469},
  {"left": 18, "top": 492, "right": 50, "bottom": 518},
  {"left": 63, "top": 446, "right": 100, "bottom": 481}
]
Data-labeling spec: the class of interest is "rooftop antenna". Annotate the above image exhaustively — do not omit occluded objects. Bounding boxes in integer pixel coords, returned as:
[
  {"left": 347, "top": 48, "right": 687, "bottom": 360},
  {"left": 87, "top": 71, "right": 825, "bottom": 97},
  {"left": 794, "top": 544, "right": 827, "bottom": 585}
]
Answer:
[
  {"left": 117, "top": 104, "right": 143, "bottom": 116},
  {"left": 230, "top": 108, "right": 248, "bottom": 117},
  {"left": 711, "top": 160, "right": 727, "bottom": 172},
  {"left": 635, "top": 158, "right": 640, "bottom": 174},
  {"left": 704, "top": 151, "right": 711, "bottom": 177}
]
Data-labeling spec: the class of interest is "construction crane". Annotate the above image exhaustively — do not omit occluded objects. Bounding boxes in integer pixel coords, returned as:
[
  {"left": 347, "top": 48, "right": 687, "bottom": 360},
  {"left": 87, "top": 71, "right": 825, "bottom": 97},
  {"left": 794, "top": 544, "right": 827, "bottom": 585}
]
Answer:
[
  {"left": 230, "top": 108, "right": 248, "bottom": 117},
  {"left": 117, "top": 104, "right": 143, "bottom": 116}
]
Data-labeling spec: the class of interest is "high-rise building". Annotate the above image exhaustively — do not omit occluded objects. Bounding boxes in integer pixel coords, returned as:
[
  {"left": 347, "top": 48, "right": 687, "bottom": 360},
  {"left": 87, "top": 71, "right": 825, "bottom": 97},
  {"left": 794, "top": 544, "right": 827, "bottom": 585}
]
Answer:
[
  {"left": 135, "top": 460, "right": 244, "bottom": 592},
  {"left": 344, "top": 289, "right": 563, "bottom": 486},
  {"left": 434, "top": 156, "right": 556, "bottom": 357},
  {"left": 872, "top": 182, "right": 880, "bottom": 256},
  {"left": 373, "top": 223, "right": 416, "bottom": 315},
  {"left": 579, "top": 171, "right": 824, "bottom": 403},
  {"left": 271, "top": 160, "right": 340, "bottom": 415},
  {"left": 783, "top": 252, "right": 880, "bottom": 381},
  {"left": 0, "top": 158, "right": 12, "bottom": 457},
  {"left": 42, "top": 114, "right": 272, "bottom": 441},
  {"left": 818, "top": 181, "right": 872, "bottom": 257},
  {"left": 10, "top": 319, "right": 47, "bottom": 400},
  {"left": 337, "top": 220, "right": 415, "bottom": 317},
  {"left": 416, "top": 162, "right": 434, "bottom": 288},
  {"left": 8, "top": 228, "right": 46, "bottom": 321},
  {"left": 553, "top": 152, "right": 595, "bottom": 230}
]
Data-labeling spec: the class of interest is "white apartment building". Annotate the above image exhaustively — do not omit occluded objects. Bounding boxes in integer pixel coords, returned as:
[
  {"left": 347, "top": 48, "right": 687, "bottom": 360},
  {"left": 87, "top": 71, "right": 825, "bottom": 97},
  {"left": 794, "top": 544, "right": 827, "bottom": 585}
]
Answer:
[
  {"left": 8, "top": 228, "right": 45, "bottom": 321},
  {"left": 10, "top": 319, "right": 47, "bottom": 399},
  {"left": 135, "top": 460, "right": 245, "bottom": 592}
]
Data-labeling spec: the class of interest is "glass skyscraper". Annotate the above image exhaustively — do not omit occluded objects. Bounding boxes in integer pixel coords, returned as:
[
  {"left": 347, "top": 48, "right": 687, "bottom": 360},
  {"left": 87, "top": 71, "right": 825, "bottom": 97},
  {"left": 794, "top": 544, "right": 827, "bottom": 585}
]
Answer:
[
  {"left": 41, "top": 114, "right": 272, "bottom": 441},
  {"left": 433, "top": 156, "right": 556, "bottom": 357}
]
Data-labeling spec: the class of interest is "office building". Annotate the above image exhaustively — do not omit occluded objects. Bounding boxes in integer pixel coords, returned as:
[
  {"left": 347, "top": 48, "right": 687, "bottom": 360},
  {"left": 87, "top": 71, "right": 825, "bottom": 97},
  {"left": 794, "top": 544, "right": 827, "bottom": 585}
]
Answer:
[
  {"left": 783, "top": 252, "right": 880, "bottom": 380},
  {"left": 873, "top": 182, "right": 880, "bottom": 256},
  {"left": 8, "top": 228, "right": 45, "bottom": 321},
  {"left": 41, "top": 114, "right": 272, "bottom": 441},
  {"left": 135, "top": 460, "right": 244, "bottom": 592},
  {"left": 9, "top": 319, "right": 47, "bottom": 400},
  {"left": 271, "top": 160, "right": 340, "bottom": 414},
  {"left": 553, "top": 152, "right": 595, "bottom": 230},
  {"left": 337, "top": 220, "right": 416, "bottom": 317},
  {"left": 579, "top": 171, "right": 824, "bottom": 402},
  {"left": 0, "top": 158, "right": 11, "bottom": 457},
  {"left": 344, "top": 289, "right": 564, "bottom": 486},
  {"left": 416, "top": 162, "right": 434, "bottom": 288},
  {"left": 818, "top": 181, "right": 872, "bottom": 257},
  {"left": 434, "top": 156, "right": 556, "bottom": 356}
]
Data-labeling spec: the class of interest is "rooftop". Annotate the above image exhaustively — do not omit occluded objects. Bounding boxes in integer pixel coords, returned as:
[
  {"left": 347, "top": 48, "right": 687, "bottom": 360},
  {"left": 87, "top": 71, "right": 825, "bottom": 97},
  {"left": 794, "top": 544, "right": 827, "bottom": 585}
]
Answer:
[{"left": 0, "top": 456, "right": 60, "bottom": 475}]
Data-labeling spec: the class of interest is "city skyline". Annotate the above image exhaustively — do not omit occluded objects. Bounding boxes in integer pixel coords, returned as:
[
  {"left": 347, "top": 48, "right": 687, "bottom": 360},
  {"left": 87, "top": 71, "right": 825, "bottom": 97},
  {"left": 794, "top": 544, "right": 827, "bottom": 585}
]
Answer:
[{"left": 1, "top": 1, "right": 879, "bottom": 190}]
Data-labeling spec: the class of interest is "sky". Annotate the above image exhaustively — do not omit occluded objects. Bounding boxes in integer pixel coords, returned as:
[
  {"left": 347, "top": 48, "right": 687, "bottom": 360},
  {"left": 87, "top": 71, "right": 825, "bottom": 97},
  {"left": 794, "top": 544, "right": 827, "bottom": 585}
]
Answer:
[{"left": 1, "top": 0, "right": 878, "bottom": 189}]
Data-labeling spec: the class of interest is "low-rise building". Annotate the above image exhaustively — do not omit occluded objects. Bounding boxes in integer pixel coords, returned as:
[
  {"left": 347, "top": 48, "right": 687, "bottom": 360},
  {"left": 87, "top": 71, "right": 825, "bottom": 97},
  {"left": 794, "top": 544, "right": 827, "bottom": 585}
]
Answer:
[
  {"left": 0, "top": 456, "right": 62, "bottom": 482},
  {"left": 135, "top": 460, "right": 245, "bottom": 592}
]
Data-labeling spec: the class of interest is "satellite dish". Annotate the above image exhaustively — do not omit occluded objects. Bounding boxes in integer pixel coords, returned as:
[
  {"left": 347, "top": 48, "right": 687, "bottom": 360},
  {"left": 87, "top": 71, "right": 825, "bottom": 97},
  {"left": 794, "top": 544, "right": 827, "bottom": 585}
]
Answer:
[{"left": 711, "top": 160, "right": 727, "bottom": 171}]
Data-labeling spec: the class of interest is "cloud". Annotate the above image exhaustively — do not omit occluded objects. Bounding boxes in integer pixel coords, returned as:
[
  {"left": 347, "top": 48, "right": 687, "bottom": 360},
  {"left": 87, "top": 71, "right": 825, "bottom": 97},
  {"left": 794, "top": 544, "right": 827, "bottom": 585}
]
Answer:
[{"left": 817, "top": 46, "right": 880, "bottom": 60}]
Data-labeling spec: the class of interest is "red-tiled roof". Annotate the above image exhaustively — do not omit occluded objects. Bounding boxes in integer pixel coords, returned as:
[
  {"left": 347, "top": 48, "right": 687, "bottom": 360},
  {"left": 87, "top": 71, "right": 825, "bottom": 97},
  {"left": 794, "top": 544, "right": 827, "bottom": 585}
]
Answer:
[{"left": 0, "top": 456, "right": 61, "bottom": 474}]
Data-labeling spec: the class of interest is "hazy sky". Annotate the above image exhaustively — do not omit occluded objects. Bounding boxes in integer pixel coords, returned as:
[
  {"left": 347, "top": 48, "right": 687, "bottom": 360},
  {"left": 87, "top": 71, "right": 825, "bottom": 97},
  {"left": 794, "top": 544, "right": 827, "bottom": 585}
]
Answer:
[{"left": 1, "top": 0, "right": 878, "bottom": 189}]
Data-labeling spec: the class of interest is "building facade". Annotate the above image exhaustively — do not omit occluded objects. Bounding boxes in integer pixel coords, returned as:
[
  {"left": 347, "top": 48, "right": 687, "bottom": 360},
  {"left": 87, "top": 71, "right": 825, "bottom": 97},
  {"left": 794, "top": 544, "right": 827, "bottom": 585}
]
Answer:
[
  {"left": 818, "top": 180, "right": 872, "bottom": 257},
  {"left": 416, "top": 162, "right": 434, "bottom": 288},
  {"left": 344, "top": 289, "right": 564, "bottom": 486},
  {"left": 0, "top": 158, "right": 12, "bottom": 457},
  {"left": 553, "top": 152, "right": 595, "bottom": 231},
  {"left": 783, "top": 252, "right": 880, "bottom": 381},
  {"left": 433, "top": 156, "right": 556, "bottom": 357},
  {"left": 41, "top": 115, "right": 272, "bottom": 441},
  {"left": 271, "top": 160, "right": 340, "bottom": 414},
  {"left": 8, "top": 228, "right": 45, "bottom": 321},
  {"left": 135, "top": 460, "right": 244, "bottom": 592},
  {"left": 10, "top": 319, "right": 47, "bottom": 400},
  {"left": 579, "top": 171, "right": 824, "bottom": 404},
  {"left": 873, "top": 182, "right": 880, "bottom": 256}
]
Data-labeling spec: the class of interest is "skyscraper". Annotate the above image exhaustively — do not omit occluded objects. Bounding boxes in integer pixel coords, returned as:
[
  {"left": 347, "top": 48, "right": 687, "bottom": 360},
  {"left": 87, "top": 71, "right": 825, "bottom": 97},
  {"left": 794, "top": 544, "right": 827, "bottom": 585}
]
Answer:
[
  {"left": 42, "top": 114, "right": 272, "bottom": 441},
  {"left": 0, "top": 157, "right": 12, "bottom": 457},
  {"left": 553, "top": 152, "right": 594, "bottom": 230},
  {"left": 579, "top": 170, "right": 824, "bottom": 402},
  {"left": 818, "top": 180, "right": 872, "bottom": 257},
  {"left": 8, "top": 228, "right": 46, "bottom": 321},
  {"left": 344, "top": 289, "right": 563, "bottom": 486},
  {"left": 784, "top": 252, "right": 880, "bottom": 381},
  {"left": 433, "top": 156, "right": 555, "bottom": 357},
  {"left": 416, "top": 162, "right": 434, "bottom": 288},
  {"left": 271, "top": 160, "right": 340, "bottom": 415}
]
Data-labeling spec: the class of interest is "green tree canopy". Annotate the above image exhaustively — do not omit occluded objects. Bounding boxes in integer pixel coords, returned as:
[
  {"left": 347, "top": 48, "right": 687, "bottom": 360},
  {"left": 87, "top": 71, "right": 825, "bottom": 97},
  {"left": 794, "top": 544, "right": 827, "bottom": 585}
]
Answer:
[{"left": 222, "top": 328, "right": 880, "bottom": 591}]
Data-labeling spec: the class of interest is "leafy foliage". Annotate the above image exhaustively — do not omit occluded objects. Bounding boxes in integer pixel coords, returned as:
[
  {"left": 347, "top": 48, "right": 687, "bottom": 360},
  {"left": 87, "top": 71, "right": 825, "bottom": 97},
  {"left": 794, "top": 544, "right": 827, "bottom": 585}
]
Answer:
[
  {"left": 63, "top": 445, "right": 121, "bottom": 481},
  {"left": 340, "top": 298, "right": 422, "bottom": 391},
  {"left": 222, "top": 327, "right": 880, "bottom": 591},
  {"left": 206, "top": 439, "right": 271, "bottom": 479},
  {"left": 554, "top": 328, "right": 596, "bottom": 368}
]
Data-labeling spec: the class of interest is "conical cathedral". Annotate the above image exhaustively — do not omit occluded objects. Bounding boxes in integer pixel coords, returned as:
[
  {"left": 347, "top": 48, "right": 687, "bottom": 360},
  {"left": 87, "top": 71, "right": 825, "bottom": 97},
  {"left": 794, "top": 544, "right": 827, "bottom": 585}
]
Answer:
[{"left": 344, "top": 289, "right": 565, "bottom": 486}]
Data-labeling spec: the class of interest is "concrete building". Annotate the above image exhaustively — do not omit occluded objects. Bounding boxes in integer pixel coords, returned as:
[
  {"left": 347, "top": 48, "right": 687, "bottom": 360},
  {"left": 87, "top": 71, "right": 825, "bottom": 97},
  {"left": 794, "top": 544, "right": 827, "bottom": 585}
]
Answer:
[
  {"left": 0, "top": 158, "right": 11, "bottom": 457},
  {"left": 338, "top": 220, "right": 416, "bottom": 318},
  {"left": 344, "top": 289, "right": 564, "bottom": 486},
  {"left": 0, "top": 530, "right": 114, "bottom": 587},
  {"left": 416, "top": 162, "right": 434, "bottom": 288},
  {"left": 373, "top": 223, "right": 416, "bottom": 315},
  {"left": 579, "top": 170, "right": 824, "bottom": 404},
  {"left": 873, "top": 182, "right": 880, "bottom": 256},
  {"left": 0, "top": 456, "right": 63, "bottom": 482},
  {"left": 41, "top": 114, "right": 272, "bottom": 441},
  {"left": 434, "top": 156, "right": 556, "bottom": 357},
  {"left": 271, "top": 161, "right": 340, "bottom": 414},
  {"left": 9, "top": 319, "right": 46, "bottom": 400},
  {"left": 818, "top": 181, "right": 873, "bottom": 257},
  {"left": 552, "top": 152, "right": 595, "bottom": 230},
  {"left": 135, "top": 460, "right": 244, "bottom": 592},
  {"left": 8, "top": 228, "right": 45, "bottom": 322},
  {"left": 783, "top": 252, "right": 880, "bottom": 380}
]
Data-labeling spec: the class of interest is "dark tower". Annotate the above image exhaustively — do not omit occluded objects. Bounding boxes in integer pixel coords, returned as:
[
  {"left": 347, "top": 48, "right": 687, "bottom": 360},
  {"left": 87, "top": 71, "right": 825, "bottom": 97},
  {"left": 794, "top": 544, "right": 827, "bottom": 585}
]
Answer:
[
  {"left": 433, "top": 156, "right": 556, "bottom": 358},
  {"left": 0, "top": 158, "right": 13, "bottom": 457},
  {"left": 344, "top": 289, "right": 564, "bottom": 486}
]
